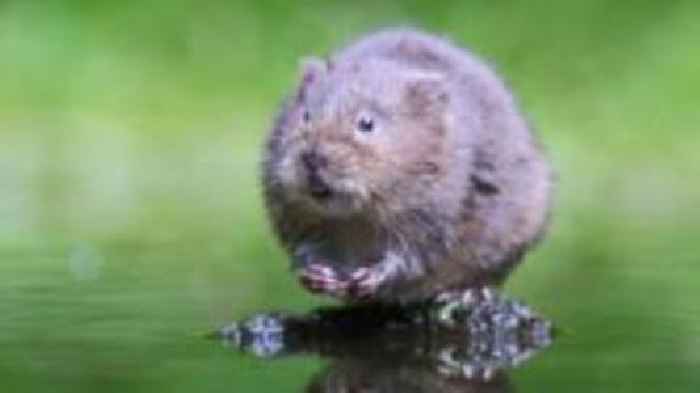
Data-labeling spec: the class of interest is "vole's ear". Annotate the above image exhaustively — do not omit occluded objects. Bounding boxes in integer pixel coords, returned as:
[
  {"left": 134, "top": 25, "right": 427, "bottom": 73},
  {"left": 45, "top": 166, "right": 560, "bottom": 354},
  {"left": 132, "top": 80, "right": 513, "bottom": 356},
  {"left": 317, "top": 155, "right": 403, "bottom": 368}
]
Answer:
[
  {"left": 295, "top": 56, "right": 329, "bottom": 102},
  {"left": 402, "top": 71, "right": 450, "bottom": 114}
]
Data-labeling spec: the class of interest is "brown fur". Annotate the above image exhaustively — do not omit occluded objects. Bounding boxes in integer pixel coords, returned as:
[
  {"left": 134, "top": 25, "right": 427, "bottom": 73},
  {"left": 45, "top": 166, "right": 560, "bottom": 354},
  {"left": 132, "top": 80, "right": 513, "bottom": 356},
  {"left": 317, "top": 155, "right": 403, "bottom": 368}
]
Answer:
[{"left": 262, "top": 28, "right": 553, "bottom": 303}]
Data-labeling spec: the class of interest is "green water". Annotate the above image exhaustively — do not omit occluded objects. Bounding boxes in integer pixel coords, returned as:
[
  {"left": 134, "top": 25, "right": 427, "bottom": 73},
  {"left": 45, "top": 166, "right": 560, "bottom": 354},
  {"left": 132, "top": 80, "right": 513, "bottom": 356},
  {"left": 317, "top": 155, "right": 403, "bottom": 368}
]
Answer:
[{"left": 1, "top": 1, "right": 699, "bottom": 391}]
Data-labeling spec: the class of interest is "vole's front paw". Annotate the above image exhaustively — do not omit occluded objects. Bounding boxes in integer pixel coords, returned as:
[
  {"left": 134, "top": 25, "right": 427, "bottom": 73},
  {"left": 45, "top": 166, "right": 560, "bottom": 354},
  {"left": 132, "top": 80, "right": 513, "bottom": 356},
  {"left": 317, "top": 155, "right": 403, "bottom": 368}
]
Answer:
[
  {"left": 347, "top": 267, "right": 384, "bottom": 300},
  {"left": 297, "top": 264, "right": 348, "bottom": 297}
]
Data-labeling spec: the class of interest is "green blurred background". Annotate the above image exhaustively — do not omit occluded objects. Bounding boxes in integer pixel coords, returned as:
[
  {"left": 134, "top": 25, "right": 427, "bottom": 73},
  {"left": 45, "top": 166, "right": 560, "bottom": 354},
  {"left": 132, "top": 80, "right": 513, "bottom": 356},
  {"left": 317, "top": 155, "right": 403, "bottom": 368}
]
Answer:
[{"left": 1, "top": 1, "right": 699, "bottom": 392}]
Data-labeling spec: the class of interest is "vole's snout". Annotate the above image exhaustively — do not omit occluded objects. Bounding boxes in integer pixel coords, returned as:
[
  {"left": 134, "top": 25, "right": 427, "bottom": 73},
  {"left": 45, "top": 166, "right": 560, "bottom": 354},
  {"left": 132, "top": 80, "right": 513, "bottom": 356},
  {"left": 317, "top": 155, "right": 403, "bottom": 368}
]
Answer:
[
  {"left": 300, "top": 150, "right": 328, "bottom": 174},
  {"left": 300, "top": 150, "right": 333, "bottom": 200}
]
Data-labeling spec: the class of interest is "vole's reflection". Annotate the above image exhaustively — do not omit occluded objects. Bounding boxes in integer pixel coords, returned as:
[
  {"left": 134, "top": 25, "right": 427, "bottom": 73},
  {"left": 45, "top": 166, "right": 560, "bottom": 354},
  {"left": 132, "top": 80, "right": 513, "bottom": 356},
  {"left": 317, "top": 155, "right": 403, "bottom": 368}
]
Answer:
[
  {"left": 302, "top": 325, "right": 516, "bottom": 393},
  {"left": 307, "top": 353, "right": 512, "bottom": 393},
  {"left": 214, "top": 289, "right": 552, "bottom": 392}
]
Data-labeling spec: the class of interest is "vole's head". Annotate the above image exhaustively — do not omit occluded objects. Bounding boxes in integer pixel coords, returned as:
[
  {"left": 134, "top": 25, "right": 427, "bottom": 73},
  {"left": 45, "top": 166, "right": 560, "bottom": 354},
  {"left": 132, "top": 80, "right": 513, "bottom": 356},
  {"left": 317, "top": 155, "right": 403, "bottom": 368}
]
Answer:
[{"left": 273, "top": 57, "right": 451, "bottom": 217}]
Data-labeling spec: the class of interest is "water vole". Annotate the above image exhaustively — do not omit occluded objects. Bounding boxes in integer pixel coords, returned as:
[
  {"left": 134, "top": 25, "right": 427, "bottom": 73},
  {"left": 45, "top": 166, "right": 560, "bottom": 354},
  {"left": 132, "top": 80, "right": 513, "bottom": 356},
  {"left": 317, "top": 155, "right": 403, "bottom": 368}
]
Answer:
[{"left": 262, "top": 28, "right": 553, "bottom": 303}]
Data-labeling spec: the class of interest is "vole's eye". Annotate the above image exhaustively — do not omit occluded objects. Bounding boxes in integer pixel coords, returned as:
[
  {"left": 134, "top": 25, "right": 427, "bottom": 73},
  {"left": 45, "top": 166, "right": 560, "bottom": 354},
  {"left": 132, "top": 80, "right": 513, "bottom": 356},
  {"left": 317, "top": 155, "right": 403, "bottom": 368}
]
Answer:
[
  {"left": 356, "top": 115, "right": 374, "bottom": 133},
  {"left": 302, "top": 110, "right": 311, "bottom": 123}
]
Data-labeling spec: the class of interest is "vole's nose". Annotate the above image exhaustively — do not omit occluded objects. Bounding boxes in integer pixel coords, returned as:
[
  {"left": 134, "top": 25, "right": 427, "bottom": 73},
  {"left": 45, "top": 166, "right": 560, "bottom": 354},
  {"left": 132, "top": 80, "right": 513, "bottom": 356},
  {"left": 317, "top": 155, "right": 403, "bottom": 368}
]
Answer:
[
  {"left": 300, "top": 150, "right": 328, "bottom": 173},
  {"left": 300, "top": 150, "right": 332, "bottom": 200}
]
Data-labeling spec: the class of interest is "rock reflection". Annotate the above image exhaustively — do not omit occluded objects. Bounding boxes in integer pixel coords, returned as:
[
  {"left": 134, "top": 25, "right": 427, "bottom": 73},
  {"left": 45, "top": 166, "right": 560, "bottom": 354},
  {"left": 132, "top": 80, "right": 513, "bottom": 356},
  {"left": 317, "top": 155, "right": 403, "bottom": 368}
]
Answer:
[{"left": 212, "top": 288, "right": 553, "bottom": 392}]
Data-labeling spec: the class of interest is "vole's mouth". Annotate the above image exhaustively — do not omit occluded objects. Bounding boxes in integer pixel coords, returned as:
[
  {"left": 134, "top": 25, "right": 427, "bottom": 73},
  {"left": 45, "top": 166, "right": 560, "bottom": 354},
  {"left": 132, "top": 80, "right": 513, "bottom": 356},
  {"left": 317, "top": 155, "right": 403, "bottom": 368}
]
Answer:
[
  {"left": 303, "top": 175, "right": 362, "bottom": 217},
  {"left": 307, "top": 173, "right": 333, "bottom": 200}
]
